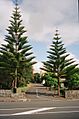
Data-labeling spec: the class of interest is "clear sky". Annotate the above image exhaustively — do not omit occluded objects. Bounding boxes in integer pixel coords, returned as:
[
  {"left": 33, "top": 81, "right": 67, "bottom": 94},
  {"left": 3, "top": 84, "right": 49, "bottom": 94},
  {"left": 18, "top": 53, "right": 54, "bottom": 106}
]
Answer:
[{"left": 0, "top": 0, "right": 79, "bottom": 72}]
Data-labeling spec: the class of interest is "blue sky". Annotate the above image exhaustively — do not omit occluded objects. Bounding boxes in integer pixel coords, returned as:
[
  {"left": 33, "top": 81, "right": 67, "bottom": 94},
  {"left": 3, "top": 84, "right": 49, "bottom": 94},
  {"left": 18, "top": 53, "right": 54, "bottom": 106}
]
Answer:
[{"left": 0, "top": 0, "right": 79, "bottom": 72}]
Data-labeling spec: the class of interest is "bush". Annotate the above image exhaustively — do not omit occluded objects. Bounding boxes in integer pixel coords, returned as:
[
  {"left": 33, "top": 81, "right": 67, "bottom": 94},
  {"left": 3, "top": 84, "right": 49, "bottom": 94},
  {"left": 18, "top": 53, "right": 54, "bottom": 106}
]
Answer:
[
  {"left": 41, "top": 73, "right": 58, "bottom": 89},
  {"left": 66, "top": 73, "right": 79, "bottom": 89}
]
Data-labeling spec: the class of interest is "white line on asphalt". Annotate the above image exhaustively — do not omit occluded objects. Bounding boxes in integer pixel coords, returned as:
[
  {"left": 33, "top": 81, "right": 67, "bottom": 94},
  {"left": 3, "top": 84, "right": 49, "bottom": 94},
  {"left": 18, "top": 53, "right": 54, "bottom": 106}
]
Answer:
[
  {"left": 0, "top": 114, "right": 12, "bottom": 117},
  {"left": 57, "top": 106, "right": 79, "bottom": 109},
  {"left": 0, "top": 107, "right": 37, "bottom": 110},
  {"left": 0, "top": 107, "right": 56, "bottom": 116},
  {"left": 12, "top": 107, "right": 56, "bottom": 116},
  {"left": 0, "top": 110, "right": 79, "bottom": 116},
  {"left": 37, "top": 110, "right": 79, "bottom": 115},
  {"left": 0, "top": 106, "right": 79, "bottom": 110},
  {"left": 0, "top": 106, "right": 79, "bottom": 116}
]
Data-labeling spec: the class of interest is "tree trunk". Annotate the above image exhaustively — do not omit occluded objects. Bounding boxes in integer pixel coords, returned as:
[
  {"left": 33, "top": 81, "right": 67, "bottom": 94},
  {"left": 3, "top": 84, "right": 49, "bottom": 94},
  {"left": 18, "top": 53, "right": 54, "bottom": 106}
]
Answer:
[
  {"left": 15, "top": 67, "right": 17, "bottom": 88},
  {"left": 13, "top": 67, "right": 17, "bottom": 93},
  {"left": 58, "top": 78, "right": 60, "bottom": 96}
]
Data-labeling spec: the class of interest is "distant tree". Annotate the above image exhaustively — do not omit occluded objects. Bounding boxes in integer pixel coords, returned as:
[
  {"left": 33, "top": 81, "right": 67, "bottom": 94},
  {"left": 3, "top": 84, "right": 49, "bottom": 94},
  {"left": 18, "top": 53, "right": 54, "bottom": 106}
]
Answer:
[
  {"left": 0, "top": 3, "right": 36, "bottom": 90},
  {"left": 41, "top": 73, "right": 58, "bottom": 89},
  {"left": 33, "top": 73, "right": 41, "bottom": 83},
  {"left": 42, "top": 30, "right": 77, "bottom": 96}
]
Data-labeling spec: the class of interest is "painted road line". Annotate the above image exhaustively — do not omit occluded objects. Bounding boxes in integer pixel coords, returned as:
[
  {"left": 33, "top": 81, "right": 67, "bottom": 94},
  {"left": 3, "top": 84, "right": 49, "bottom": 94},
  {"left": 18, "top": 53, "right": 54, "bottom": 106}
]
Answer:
[
  {"left": 0, "top": 110, "right": 79, "bottom": 116},
  {"left": 12, "top": 107, "right": 56, "bottom": 116},
  {"left": 57, "top": 106, "right": 79, "bottom": 109},
  {"left": 0, "top": 107, "right": 37, "bottom": 111},
  {"left": 0, "top": 114, "right": 12, "bottom": 117},
  {"left": 0, "top": 106, "right": 79, "bottom": 111},
  {"left": 0, "top": 107, "right": 56, "bottom": 116},
  {"left": 37, "top": 110, "right": 79, "bottom": 115},
  {"left": 0, "top": 106, "right": 79, "bottom": 116}
]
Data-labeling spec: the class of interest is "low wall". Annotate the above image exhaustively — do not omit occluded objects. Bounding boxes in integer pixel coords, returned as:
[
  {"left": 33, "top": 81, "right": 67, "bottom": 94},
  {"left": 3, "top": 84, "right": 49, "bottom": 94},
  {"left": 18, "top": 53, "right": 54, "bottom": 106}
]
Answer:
[
  {"left": 0, "top": 90, "right": 12, "bottom": 97},
  {"left": 0, "top": 89, "right": 25, "bottom": 98},
  {"left": 65, "top": 90, "right": 79, "bottom": 99}
]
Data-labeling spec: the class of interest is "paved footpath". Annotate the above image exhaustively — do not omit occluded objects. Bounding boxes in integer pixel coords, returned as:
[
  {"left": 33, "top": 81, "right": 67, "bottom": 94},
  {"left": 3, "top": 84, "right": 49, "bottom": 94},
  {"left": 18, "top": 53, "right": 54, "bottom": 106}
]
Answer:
[
  {"left": 0, "top": 83, "right": 56, "bottom": 102},
  {"left": 0, "top": 83, "right": 79, "bottom": 102}
]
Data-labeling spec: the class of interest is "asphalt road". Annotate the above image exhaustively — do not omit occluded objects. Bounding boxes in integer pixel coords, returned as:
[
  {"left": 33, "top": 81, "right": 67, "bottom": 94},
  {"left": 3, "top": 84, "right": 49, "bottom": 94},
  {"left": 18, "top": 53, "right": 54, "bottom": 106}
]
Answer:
[{"left": 0, "top": 99, "right": 79, "bottom": 119}]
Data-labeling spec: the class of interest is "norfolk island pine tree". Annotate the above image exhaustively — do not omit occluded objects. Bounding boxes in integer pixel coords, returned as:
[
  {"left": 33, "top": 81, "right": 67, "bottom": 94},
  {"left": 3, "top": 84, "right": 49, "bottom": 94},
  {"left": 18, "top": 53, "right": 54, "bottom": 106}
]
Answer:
[
  {"left": 41, "top": 30, "right": 77, "bottom": 96},
  {"left": 0, "top": 2, "right": 36, "bottom": 92}
]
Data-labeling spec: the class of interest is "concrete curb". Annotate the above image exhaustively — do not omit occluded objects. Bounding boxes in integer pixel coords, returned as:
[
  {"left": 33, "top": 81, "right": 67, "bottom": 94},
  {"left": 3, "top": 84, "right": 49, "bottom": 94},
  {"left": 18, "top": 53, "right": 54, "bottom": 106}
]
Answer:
[{"left": 0, "top": 96, "right": 79, "bottom": 102}]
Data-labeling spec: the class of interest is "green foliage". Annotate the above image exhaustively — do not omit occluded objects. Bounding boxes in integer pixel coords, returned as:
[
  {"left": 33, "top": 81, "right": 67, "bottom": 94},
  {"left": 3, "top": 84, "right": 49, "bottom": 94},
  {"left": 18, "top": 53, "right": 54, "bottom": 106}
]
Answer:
[
  {"left": 42, "top": 30, "right": 77, "bottom": 96},
  {"left": 33, "top": 73, "right": 41, "bottom": 83},
  {"left": 41, "top": 73, "right": 58, "bottom": 88},
  {"left": 0, "top": 4, "right": 36, "bottom": 89},
  {"left": 17, "top": 87, "right": 28, "bottom": 93},
  {"left": 65, "top": 73, "right": 79, "bottom": 89}
]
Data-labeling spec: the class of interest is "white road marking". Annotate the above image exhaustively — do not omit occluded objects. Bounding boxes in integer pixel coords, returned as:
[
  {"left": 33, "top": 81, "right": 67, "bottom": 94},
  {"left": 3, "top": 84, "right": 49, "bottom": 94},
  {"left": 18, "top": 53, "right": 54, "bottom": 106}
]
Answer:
[
  {"left": 0, "top": 114, "right": 12, "bottom": 117},
  {"left": 0, "top": 106, "right": 79, "bottom": 110},
  {"left": 0, "top": 107, "right": 56, "bottom": 116},
  {"left": 57, "top": 106, "right": 79, "bottom": 109},
  {"left": 37, "top": 110, "right": 79, "bottom": 115},
  {"left": 0, "top": 106, "right": 79, "bottom": 116},
  {"left": 12, "top": 107, "right": 56, "bottom": 115},
  {"left": 0, "top": 107, "right": 36, "bottom": 110},
  {"left": 0, "top": 110, "right": 79, "bottom": 116}
]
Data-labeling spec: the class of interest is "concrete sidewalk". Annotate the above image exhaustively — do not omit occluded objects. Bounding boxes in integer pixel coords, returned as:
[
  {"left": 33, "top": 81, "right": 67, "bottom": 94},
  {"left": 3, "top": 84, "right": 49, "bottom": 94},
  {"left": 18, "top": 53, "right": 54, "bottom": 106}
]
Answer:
[
  {"left": 0, "top": 84, "right": 78, "bottom": 102},
  {"left": 0, "top": 83, "right": 62, "bottom": 102}
]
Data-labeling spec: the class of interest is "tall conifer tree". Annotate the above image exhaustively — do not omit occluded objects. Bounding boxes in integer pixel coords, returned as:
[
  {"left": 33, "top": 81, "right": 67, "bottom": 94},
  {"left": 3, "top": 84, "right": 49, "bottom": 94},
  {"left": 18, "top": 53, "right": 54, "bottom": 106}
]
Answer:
[
  {"left": 0, "top": 1, "right": 36, "bottom": 90},
  {"left": 42, "top": 30, "right": 77, "bottom": 96}
]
